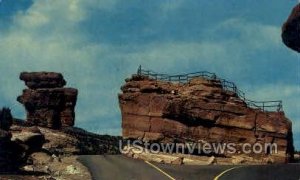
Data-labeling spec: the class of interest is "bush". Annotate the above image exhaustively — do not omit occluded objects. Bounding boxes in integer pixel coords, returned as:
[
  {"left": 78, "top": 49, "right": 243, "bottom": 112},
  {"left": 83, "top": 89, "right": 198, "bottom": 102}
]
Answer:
[{"left": 0, "top": 107, "right": 13, "bottom": 131}]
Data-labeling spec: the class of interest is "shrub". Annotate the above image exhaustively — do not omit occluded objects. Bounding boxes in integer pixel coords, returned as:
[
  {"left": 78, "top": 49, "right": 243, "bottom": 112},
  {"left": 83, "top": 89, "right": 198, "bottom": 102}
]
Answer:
[{"left": 0, "top": 107, "right": 13, "bottom": 131}]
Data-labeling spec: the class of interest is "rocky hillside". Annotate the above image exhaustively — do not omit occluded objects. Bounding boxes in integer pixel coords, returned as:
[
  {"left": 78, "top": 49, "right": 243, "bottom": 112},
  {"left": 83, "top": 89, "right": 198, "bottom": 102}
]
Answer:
[
  {"left": 12, "top": 119, "right": 121, "bottom": 156},
  {"left": 0, "top": 116, "right": 121, "bottom": 177},
  {"left": 119, "top": 71, "right": 294, "bottom": 164}
]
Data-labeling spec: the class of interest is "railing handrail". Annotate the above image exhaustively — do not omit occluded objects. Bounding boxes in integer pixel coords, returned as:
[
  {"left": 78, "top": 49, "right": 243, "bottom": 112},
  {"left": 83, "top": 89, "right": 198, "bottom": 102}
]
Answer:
[{"left": 136, "top": 66, "right": 283, "bottom": 112}]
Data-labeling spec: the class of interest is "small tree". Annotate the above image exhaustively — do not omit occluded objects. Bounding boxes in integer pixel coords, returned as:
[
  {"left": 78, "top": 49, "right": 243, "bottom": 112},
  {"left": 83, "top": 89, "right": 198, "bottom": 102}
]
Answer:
[{"left": 0, "top": 107, "right": 13, "bottom": 131}]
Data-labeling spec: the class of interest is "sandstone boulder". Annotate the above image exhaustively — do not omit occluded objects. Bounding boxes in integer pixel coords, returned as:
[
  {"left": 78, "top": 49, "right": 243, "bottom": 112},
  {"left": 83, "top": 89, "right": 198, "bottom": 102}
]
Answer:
[
  {"left": 282, "top": 3, "right": 300, "bottom": 52},
  {"left": 12, "top": 131, "right": 45, "bottom": 153}
]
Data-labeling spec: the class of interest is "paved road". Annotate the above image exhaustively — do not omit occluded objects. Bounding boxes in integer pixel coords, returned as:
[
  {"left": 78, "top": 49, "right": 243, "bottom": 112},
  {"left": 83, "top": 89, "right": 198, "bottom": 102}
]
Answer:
[
  {"left": 78, "top": 155, "right": 300, "bottom": 180},
  {"left": 220, "top": 164, "right": 300, "bottom": 180}
]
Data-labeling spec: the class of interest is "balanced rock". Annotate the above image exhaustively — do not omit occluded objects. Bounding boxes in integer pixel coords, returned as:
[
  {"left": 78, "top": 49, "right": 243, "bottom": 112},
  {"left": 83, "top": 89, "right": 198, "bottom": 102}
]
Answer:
[
  {"left": 119, "top": 72, "right": 294, "bottom": 164},
  {"left": 282, "top": 3, "right": 300, "bottom": 53},
  {"left": 18, "top": 72, "right": 78, "bottom": 129}
]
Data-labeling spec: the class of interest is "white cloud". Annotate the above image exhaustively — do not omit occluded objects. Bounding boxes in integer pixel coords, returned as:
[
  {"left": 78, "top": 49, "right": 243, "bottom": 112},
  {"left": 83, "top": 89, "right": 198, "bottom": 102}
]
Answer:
[
  {"left": 122, "top": 42, "right": 228, "bottom": 71},
  {"left": 160, "top": 0, "right": 184, "bottom": 12},
  {"left": 81, "top": 0, "right": 120, "bottom": 10},
  {"left": 246, "top": 84, "right": 300, "bottom": 100},
  {"left": 13, "top": 0, "right": 86, "bottom": 31},
  {"left": 207, "top": 18, "right": 282, "bottom": 49}
]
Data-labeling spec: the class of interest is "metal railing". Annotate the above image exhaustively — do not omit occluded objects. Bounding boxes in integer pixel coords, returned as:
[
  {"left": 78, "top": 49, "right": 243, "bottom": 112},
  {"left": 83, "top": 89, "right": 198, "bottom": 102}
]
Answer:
[{"left": 136, "top": 66, "right": 283, "bottom": 112}]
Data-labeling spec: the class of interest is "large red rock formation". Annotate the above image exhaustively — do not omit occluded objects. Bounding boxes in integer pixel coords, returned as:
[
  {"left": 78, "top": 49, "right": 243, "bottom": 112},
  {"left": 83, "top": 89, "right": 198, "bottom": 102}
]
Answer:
[
  {"left": 17, "top": 72, "right": 78, "bottom": 129},
  {"left": 119, "top": 73, "right": 294, "bottom": 163},
  {"left": 282, "top": 3, "right": 300, "bottom": 53}
]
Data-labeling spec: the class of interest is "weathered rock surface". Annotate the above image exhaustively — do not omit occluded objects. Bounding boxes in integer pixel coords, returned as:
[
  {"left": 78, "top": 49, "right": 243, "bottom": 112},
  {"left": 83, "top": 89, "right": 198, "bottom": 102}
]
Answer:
[
  {"left": 17, "top": 72, "right": 78, "bottom": 129},
  {"left": 123, "top": 145, "right": 216, "bottom": 165},
  {"left": 119, "top": 74, "right": 294, "bottom": 164},
  {"left": 4, "top": 155, "right": 92, "bottom": 180},
  {"left": 20, "top": 72, "right": 66, "bottom": 89},
  {"left": 122, "top": 145, "right": 271, "bottom": 165},
  {"left": 282, "top": 3, "right": 300, "bottom": 53},
  {"left": 11, "top": 126, "right": 46, "bottom": 154}
]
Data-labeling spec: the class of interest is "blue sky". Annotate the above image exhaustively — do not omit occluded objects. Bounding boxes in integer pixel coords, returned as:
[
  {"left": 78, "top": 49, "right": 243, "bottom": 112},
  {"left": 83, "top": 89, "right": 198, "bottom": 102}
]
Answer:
[{"left": 0, "top": 0, "right": 299, "bottom": 149}]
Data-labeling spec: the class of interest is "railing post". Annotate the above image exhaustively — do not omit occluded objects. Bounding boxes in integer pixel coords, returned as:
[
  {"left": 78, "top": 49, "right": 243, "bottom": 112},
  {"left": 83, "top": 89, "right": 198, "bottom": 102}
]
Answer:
[
  {"left": 212, "top": 73, "right": 217, "bottom": 80},
  {"left": 278, "top": 101, "right": 282, "bottom": 112},
  {"left": 137, "top": 65, "right": 142, "bottom": 76},
  {"left": 233, "top": 86, "right": 237, "bottom": 94}
]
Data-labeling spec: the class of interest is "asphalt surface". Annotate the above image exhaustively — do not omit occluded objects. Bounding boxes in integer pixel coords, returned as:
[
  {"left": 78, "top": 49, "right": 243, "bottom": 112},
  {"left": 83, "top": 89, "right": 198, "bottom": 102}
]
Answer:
[
  {"left": 220, "top": 164, "right": 300, "bottom": 180},
  {"left": 78, "top": 155, "right": 171, "bottom": 180},
  {"left": 78, "top": 155, "right": 300, "bottom": 180}
]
